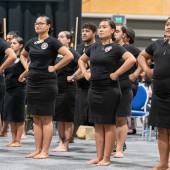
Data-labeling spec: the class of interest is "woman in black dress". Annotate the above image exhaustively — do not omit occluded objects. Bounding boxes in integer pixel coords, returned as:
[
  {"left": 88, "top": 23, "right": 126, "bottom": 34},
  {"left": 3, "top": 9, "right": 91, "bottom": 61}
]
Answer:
[
  {"left": 20, "top": 16, "right": 73, "bottom": 159},
  {"left": 52, "top": 31, "right": 80, "bottom": 152},
  {"left": 138, "top": 17, "right": 170, "bottom": 170},
  {"left": 79, "top": 19, "right": 136, "bottom": 166},
  {"left": 4, "top": 37, "right": 26, "bottom": 147},
  {"left": 0, "top": 22, "right": 17, "bottom": 135},
  {"left": 1, "top": 31, "right": 20, "bottom": 137}
]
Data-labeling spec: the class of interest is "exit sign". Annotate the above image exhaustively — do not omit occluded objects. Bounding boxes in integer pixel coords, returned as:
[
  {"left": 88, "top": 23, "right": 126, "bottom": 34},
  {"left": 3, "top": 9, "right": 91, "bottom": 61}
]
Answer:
[{"left": 111, "top": 15, "right": 126, "bottom": 25}]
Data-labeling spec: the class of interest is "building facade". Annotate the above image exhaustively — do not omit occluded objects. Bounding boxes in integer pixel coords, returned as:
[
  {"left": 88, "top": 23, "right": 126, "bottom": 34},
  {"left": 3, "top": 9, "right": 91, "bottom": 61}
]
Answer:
[{"left": 82, "top": 0, "right": 170, "bottom": 49}]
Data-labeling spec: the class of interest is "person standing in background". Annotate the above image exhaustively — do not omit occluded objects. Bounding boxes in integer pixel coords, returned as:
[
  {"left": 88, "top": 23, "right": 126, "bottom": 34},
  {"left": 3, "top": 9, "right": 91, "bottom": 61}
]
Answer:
[
  {"left": 0, "top": 22, "right": 17, "bottom": 136},
  {"left": 4, "top": 37, "right": 26, "bottom": 147},
  {"left": 68, "top": 22, "right": 97, "bottom": 142},
  {"left": 124, "top": 26, "right": 141, "bottom": 135},
  {"left": 113, "top": 25, "right": 139, "bottom": 158},
  {"left": 1, "top": 30, "right": 20, "bottom": 137},
  {"left": 52, "top": 31, "right": 80, "bottom": 152},
  {"left": 6, "top": 31, "right": 20, "bottom": 45}
]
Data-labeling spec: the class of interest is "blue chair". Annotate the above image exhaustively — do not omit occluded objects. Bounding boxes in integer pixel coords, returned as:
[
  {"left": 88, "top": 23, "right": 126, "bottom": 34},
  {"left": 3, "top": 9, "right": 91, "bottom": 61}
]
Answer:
[{"left": 131, "top": 84, "right": 149, "bottom": 140}]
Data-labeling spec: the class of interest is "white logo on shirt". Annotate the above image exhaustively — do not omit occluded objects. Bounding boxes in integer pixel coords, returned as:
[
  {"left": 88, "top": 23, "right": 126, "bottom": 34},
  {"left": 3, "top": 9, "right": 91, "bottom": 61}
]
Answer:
[
  {"left": 105, "top": 46, "right": 112, "bottom": 52},
  {"left": 83, "top": 48, "right": 85, "bottom": 53},
  {"left": 41, "top": 42, "right": 48, "bottom": 49},
  {"left": 57, "top": 54, "right": 63, "bottom": 58},
  {"left": 14, "top": 58, "right": 20, "bottom": 64}
]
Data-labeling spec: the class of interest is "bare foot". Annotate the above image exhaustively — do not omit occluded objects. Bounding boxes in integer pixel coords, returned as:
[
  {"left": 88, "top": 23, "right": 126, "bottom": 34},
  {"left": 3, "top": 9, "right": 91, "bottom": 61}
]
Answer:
[
  {"left": 97, "top": 159, "right": 110, "bottom": 166},
  {"left": 0, "top": 133, "right": 8, "bottom": 137},
  {"left": 52, "top": 145, "right": 68, "bottom": 152},
  {"left": 51, "top": 146, "right": 61, "bottom": 152},
  {"left": 148, "top": 165, "right": 169, "bottom": 170},
  {"left": 21, "top": 134, "right": 27, "bottom": 140},
  {"left": 157, "top": 158, "right": 170, "bottom": 163},
  {"left": 5, "top": 141, "right": 15, "bottom": 147},
  {"left": 33, "top": 152, "right": 49, "bottom": 159},
  {"left": 114, "top": 152, "right": 124, "bottom": 158},
  {"left": 11, "top": 142, "right": 21, "bottom": 147},
  {"left": 25, "top": 151, "right": 41, "bottom": 158},
  {"left": 86, "top": 158, "right": 102, "bottom": 165}
]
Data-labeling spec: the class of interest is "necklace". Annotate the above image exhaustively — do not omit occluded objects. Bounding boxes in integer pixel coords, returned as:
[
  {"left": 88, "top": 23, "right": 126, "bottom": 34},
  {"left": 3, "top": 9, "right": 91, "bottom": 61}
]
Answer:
[
  {"left": 34, "top": 39, "right": 44, "bottom": 44},
  {"left": 34, "top": 36, "right": 49, "bottom": 44}
]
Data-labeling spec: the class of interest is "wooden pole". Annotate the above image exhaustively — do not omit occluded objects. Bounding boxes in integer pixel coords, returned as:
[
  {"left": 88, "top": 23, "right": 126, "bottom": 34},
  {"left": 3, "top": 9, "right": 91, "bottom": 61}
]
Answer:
[
  {"left": 74, "top": 17, "right": 78, "bottom": 50},
  {"left": 3, "top": 18, "right": 7, "bottom": 40}
]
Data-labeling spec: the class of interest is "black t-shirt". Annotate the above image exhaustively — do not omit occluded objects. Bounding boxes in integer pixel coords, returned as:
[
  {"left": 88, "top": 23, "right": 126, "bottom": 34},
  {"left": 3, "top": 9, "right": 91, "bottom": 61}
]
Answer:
[
  {"left": 118, "top": 44, "right": 141, "bottom": 89},
  {"left": 4, "top": 55, "right": 26, "bottom": 89},
  {"left": 0, "top": 38, "right": 10, "bottom": 85},
  {"left": 123, "top": 44, "right": 141, "bottom": 58},
  {"left": 85, "top": 42, "right": 126, "bottom": 81},
  {"left": 76, "top": 43, "right": 92, "bottom": 88},
  {"left": 56, "top": 48, "right": 80, "bottom": 87},
  {"left": 77, "top": 43, "right": 89, "bottom": 55},
  {"left": 145, "top": 39, "right": 170, "bottom": 79},
  {"left": 25, "top": 36, "right": 63, "bottom": 70}
]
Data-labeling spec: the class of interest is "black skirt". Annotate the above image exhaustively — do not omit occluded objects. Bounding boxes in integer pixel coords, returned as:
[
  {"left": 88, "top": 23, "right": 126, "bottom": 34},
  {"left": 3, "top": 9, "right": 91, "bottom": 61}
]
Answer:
[
  {"left": 74, "top": 87, "right": 93, "bottom": 126},
  {"left": 27, "top": 69, "right": 58, "bottom": 116},
  {"left": 54, "top": 77, "right": 76, "bottom": 122},
  {"left": 148, "top": 78, "right": 170, "bottom": 129},
  {"left": 0, "top": 84, "right": 5, "bottom": 113},
  {"left": 116, "top": 88, "right": 133, "bottom": 117},
  {"left": 4, "top": 86, "right": 25, "bottom": 122},
  {"left": 88, "top": 79, "right": 121, "bottom": 124}
]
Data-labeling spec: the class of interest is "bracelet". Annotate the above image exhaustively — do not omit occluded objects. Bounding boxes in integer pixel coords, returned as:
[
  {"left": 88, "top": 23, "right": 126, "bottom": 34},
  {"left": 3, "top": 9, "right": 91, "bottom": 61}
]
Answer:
[{"left": 72, "top": 73, "right": 77, "bottom": 78}]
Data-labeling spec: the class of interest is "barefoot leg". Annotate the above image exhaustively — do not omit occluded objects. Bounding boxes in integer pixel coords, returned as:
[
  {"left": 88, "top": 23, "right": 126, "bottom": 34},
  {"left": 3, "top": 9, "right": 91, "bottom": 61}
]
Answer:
[
  {"left": 115, "top": 117, "right": 128, "bottom": 158},
  {"left": 52, "top": 121, "right": 64, "bottom": 152},
  {"left": 5, "top": 122, "right": 16, "bottom": 147},
  {"left": 25, "top": 116, "right": 42, "bottom": 158},
  {"left": 21, "top": 122, "right": 27, "bottom": 140},
  {"left": 33, "top": 116, "right": 53, "bottom": 159},
  {"left": 52, "top": 121, "right": 73, "bottom": 152},
  {"left": 150, "top": 128, "right": 169, "bottom": 169},
  {"left": 61, "top": 122, "right": 73, "bottom": 151},
  {"left": 97, "top": 124, "right": 116, "bottom": 166},
  {"left": 86, "top": 124, "right": 104, "bottom": 165},
  {"left": 1, "top": 121, "right": 9, "bottom": 137},
  {"left": 15, "top": 122, "right": 24, "bottom": 146},
  {"left": 70, "top": 124, "right": 79, "bottom": 143}
]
